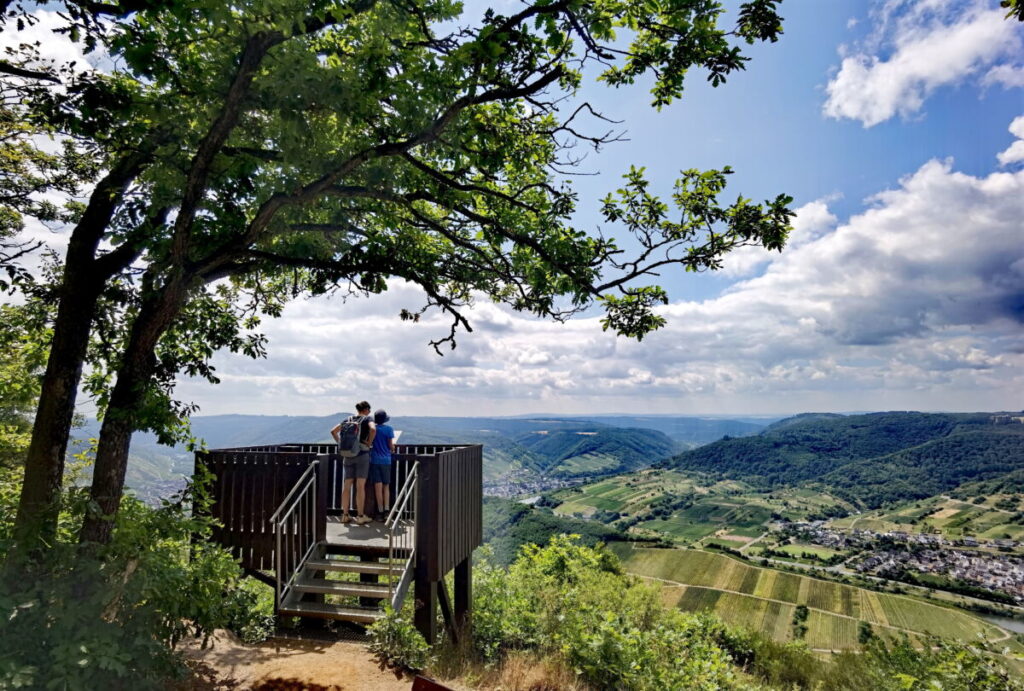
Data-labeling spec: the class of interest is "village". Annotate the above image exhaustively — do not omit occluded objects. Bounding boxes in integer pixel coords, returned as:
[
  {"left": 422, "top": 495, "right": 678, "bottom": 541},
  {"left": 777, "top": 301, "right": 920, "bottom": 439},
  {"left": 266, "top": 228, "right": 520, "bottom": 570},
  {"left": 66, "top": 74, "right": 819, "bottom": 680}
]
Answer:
[
  {"left": 779, "top": 520, "right": 1024, "bottom": 602},
  {"left": 483, "top": 468, "right": 584, "bottom": 499}
]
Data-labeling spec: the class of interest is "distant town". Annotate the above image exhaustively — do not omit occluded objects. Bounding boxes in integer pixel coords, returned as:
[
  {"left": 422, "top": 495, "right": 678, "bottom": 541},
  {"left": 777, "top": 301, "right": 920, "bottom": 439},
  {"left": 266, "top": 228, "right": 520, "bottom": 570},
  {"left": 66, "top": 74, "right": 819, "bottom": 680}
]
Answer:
[{"left": 785, "top": 521, "right": 1024, "bottom": 603}]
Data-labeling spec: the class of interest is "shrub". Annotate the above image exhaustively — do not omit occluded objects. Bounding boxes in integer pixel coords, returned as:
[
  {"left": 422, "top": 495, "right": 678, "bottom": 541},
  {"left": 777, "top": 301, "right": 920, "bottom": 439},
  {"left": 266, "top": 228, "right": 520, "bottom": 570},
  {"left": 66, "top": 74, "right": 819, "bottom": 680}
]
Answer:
[
  {"left": 470, "top": 535, "right": 742, "bottom": 689},
  {"left": 367, "top": 605, "right": 433, "bottom": 672},
  {"left": 0, "top": 468, "right": 274, "bottom": 689}
]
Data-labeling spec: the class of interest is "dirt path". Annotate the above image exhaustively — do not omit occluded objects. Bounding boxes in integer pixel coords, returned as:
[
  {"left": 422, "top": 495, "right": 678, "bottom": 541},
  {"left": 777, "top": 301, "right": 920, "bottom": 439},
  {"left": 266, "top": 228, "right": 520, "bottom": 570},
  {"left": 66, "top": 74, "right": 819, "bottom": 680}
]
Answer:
[
  {"left": 738, "top": 531, "right": 768, "bottom": 553},
  {"left": 180, "top": 631, "right": 456, "bottom": 690}
]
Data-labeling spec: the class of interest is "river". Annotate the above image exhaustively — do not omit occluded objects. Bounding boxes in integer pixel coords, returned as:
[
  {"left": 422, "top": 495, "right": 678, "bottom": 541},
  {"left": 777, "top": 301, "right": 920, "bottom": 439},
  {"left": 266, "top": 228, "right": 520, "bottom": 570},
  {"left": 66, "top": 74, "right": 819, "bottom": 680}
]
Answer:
[{"left": 980, "top": 614, "right": 1024, "bottom": 634}]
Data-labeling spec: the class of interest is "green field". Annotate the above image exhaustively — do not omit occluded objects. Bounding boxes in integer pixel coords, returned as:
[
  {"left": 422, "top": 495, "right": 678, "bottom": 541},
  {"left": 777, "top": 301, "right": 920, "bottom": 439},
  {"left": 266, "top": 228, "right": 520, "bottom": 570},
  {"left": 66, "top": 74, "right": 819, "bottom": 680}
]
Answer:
[
  {"left": 775, "top": 543, "right": 843, "bottom": 560},
  {"left": 610, "top": 545, "right": 1008, "bottom": 649},
  {"left": 553, "top": 469, "right": 854, "bottom": 544},
  {"left": 677, "top": 586, "right": 796, "bottom": 642}
]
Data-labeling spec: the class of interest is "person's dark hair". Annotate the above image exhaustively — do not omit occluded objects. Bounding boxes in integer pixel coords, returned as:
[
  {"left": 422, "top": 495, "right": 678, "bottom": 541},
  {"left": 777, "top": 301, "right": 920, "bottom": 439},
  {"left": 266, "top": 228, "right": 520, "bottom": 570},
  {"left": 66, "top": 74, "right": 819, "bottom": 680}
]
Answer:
[{"left": 356, "top": 400, "right": 371, "bottom": 413}]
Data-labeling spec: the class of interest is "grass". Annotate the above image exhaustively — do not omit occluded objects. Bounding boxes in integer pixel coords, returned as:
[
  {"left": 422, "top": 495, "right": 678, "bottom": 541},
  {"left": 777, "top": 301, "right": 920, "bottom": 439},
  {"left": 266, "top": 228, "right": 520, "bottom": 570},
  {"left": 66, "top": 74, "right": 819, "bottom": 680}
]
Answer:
[
  {"left": 775, "top": 543, "right": 843, "bottom": 560},
  {"left": 611, "top": 545, "right": 1008, "bottom": 648}
]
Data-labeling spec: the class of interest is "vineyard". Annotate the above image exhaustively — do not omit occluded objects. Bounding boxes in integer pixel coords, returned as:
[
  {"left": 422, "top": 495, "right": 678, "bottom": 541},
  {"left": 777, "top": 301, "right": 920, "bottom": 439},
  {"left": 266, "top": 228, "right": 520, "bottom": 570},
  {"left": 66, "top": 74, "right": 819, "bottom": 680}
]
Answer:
[{"left": 612, "top": 545, "right": 1007, "bottom": 648}]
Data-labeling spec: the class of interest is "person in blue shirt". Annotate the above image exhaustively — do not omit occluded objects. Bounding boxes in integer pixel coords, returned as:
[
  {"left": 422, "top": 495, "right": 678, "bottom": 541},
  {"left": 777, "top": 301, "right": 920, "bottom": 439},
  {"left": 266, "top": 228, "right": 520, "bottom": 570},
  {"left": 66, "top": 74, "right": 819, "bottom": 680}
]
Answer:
[{"left": 370, "top": 409, "right": 396, "bottom": 521}]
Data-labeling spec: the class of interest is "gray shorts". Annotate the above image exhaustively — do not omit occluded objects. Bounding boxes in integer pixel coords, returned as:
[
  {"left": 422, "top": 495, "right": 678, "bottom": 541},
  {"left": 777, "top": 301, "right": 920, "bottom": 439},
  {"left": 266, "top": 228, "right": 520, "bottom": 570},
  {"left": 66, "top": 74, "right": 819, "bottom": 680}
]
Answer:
[{"left": 342, "top": 450, "right": 370, "bottom": 479}]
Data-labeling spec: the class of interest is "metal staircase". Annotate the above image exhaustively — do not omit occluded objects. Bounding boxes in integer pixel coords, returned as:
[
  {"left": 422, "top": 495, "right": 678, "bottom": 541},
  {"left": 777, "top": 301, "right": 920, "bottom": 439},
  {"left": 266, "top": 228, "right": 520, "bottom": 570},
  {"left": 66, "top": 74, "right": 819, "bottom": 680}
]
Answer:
[
  {"left": 277, "top": 546, "right": 411, "bottom": 624},
  {"left": 270, "top": 458, "right": 419, "bottom": 626}
]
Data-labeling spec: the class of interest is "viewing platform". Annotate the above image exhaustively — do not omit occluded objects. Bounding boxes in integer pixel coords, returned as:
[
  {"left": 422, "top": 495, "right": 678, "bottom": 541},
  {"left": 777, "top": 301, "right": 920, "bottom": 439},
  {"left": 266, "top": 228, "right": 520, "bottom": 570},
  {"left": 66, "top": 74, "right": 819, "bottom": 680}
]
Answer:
[{"left": 195, "top": 442, "right": 482, "bottom": 643}]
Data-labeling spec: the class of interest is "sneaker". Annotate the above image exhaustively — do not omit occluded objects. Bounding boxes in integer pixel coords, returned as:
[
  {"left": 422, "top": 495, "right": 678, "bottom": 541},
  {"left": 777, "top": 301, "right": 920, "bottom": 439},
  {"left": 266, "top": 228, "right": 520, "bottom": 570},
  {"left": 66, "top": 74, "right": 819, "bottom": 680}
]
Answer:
[
  {"left": 341, "top": 514, "right": 352, "bottom": 524},
  {"left": 355, "top": 515, "right": 372, "bottom": 525},
  {"left": 375, "top": 510, "right": 386, "bottom": 522}
]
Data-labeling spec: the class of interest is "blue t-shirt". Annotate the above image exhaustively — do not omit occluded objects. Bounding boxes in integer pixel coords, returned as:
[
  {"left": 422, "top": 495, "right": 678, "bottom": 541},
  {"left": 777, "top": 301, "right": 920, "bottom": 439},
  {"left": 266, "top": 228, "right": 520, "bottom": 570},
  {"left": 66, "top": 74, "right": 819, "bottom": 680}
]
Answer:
[{"left": 371, "top": 423, "right": 394, "bottom": 464}]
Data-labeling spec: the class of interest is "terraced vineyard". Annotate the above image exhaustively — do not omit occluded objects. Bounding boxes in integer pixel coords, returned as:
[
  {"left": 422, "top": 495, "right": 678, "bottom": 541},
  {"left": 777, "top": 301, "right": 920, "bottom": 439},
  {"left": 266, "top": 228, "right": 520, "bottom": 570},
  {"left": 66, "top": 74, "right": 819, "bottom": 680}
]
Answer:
[
  {"left": 552, "top": 469, "right": 854, "bottom": 546},
  {"left": 610, "top": 545, "right": 1008, "bottom": 650},
  {"left": 552, "top": 470, "right": 709, "bottom": 516}
]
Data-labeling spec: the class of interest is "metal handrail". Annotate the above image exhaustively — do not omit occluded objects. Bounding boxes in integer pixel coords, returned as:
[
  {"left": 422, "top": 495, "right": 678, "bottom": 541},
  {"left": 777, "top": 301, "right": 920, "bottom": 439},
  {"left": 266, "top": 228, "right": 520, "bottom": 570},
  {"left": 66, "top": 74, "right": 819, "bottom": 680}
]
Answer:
[
  {"left": 269, "top": 460, "right": 318, "bottom": 523},
  {"left": 387, "top": 461, "right": 418, "bottom": 605},
  {"left": 271, "top": 460, "right": 320, "bottom": 607}
]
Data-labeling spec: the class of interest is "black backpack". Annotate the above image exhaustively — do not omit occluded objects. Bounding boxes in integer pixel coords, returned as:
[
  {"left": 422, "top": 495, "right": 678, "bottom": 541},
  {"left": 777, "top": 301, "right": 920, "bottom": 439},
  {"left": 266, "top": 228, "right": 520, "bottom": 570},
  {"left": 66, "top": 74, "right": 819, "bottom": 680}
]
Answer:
[{"left": 337, "top": 415, "right": 365, "bottom": 457}]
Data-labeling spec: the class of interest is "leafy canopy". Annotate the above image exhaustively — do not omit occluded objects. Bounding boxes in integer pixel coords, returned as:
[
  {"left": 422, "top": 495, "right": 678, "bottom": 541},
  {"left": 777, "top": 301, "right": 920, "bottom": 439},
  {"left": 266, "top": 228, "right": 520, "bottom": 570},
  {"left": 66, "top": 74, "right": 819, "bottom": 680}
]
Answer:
[{"left": 3, "top": 0, "right": 790, "bottom": 441}]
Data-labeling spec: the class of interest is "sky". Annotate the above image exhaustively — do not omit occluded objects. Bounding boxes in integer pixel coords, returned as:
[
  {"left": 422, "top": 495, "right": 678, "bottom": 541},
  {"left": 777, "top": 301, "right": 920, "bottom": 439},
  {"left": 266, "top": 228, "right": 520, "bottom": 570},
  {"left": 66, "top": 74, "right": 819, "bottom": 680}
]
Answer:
[{"left": 19, "top": 1, "right": 1024, "bottom": 419}]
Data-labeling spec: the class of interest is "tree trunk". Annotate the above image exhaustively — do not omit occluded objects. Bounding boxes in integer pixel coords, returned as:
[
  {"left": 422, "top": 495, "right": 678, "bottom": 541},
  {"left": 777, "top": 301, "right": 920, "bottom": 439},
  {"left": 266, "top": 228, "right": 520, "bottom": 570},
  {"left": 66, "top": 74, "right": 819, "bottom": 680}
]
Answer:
[
  {"left": 11, "top": 264, "right": 102, "bottom": 555},
  {"left": 78, "top": 277, "right": 188, "bottom": 545},
  {"left": 10, "top": 148, "right": 152, "bottom": 558}
]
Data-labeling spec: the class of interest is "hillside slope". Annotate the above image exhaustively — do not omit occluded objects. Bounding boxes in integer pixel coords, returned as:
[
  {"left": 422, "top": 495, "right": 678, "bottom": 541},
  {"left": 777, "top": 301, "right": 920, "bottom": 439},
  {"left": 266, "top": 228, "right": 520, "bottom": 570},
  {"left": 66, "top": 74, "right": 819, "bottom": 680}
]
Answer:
[
  {"left": 661, "top": 412, "right": 1024, "bottom": 508},
  {"left": 822, "top": 425, "right": 1024, "bottom": 507},
  {"left": 514, "top": 426, "right": 677, "bottom": 477},
  {"left": 87, "top": 413, "right": 686, "bottom": 498}
]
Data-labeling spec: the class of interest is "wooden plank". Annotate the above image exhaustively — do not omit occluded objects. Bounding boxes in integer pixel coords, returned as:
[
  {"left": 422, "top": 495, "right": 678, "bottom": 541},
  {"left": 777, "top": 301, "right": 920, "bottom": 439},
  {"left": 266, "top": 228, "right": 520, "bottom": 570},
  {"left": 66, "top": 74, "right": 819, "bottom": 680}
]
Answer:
[{"left": 412, "top": 676, "right": 454, "bottom": 691}]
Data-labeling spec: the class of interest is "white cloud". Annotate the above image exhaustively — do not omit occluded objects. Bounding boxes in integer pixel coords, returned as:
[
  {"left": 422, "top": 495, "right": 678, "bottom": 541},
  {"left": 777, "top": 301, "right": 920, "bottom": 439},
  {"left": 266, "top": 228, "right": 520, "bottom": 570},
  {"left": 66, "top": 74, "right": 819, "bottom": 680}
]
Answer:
[
  {"left": 984, "top": 64, "right": 1024, "bottom": 88},
  {"left": 174, "top": 122, "right": 1024, "bottom": 417},
  {"left": 824, "top": 1, "right": 1023, "bottom": 127},
  {"left": 722, "top": 200, "right": 838, "bottom": 277},
  {"left": 997, "top": 115, "right": 1024, "bottom": 165},
  {"left": 0, "top": 10, "right": 104, "bottom": 76}
]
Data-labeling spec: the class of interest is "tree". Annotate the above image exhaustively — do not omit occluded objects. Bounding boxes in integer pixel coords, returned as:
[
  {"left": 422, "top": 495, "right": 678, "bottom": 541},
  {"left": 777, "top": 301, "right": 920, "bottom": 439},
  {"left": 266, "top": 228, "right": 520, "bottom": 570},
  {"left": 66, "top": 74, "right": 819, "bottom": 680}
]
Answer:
[
  {"left": 0, "top": 301, "right": 49, "bottom": 468},
  {"left": 2, "top": 0, "right": 792, "bottom": 550}
]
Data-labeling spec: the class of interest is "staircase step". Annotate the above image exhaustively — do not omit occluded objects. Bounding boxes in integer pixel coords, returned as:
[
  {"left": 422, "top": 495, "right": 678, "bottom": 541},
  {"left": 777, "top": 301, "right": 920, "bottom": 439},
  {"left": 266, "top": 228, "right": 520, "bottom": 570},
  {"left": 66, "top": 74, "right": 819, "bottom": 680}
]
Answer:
[
  {"left": 294, "top": 575, "right": 391, "bottom": 599},
  {"left": 279, "top": 596, "right": 383, "bottom": 624},
  {"left": 305, "top": 558, "right": 404, "bottom": 577}
]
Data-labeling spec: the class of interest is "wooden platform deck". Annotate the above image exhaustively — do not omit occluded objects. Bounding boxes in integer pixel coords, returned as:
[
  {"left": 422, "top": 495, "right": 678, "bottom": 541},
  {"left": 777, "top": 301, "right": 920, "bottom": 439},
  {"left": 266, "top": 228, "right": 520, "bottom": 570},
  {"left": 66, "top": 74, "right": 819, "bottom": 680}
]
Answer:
[{"left": 325, "top": 515, "right": 414, "bottom": 555}]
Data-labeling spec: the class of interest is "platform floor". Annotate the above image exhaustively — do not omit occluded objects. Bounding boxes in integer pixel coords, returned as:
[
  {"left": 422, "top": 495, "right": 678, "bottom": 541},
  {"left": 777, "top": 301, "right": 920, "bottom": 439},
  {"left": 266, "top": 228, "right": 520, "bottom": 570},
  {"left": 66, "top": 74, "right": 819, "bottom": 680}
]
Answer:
[{"left": 325, "top": 515, "right": 413, "bottom": 550}]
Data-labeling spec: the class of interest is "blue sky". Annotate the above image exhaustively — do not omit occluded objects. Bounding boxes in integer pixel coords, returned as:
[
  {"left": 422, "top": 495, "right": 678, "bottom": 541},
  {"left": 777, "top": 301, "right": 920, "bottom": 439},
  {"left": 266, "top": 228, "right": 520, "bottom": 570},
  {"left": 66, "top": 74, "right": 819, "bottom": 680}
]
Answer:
[
  {"left": 169, "top": 0, "right": 1024, "bottom": 418},
  {"left": 17, "top": 1, "right": 1024, "bottom": 418}
]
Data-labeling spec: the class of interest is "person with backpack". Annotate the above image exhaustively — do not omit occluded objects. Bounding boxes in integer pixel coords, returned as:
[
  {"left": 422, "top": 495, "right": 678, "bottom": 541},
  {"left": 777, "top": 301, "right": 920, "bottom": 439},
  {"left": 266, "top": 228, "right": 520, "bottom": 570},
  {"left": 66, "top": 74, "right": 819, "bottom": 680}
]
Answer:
[
  {"left": 331, "top": 401, "right": 376, "bottom": 525},
  {"left": 369, "top": 409, "right": 396, "bottom": 522}
]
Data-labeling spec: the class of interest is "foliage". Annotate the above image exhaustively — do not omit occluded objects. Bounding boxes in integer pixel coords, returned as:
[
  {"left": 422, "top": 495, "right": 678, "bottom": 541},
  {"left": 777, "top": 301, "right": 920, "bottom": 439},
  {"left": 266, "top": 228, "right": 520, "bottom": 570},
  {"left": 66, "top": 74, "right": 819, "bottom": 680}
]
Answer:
[
  {"left": 663, "top": 412, "right": 1024, "bottom": 508},
  {"left": 0, "top": 468, "right": 274, "bottom": 689},
  {"left": 367, "top": 605, "right": 433, "bottom": 673},
  {"left": 790, "top": 603, "right": 808, "bottom": 639},
  {"left": 470, "top": 535, "right": 744, "bottom": 689},
  {"left": 481, "top": 496, "right": 627, "bottom": 565},
  {"left": 0, "top": 301, "right": 50, "bottom": 467},
  {"left": 0, "top": 105, "right": 96, "bottom": 281},
  {"left": 1002, "top": 0, "right": 1023, "bottom": 23},
  {"left": 2, "top": 0, "right": 794, "bottom": 427},
  {"left": 827, "top": 635, "right": 1024, "bottom": 691}
]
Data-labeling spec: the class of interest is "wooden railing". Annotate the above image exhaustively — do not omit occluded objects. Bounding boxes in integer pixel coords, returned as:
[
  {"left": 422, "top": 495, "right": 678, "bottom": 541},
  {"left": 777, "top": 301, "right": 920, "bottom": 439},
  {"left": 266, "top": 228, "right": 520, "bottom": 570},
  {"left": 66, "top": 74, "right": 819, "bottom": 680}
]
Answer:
[
  {"left": 417, "top": 445, "right": 484, "bottom": 582},
  {"left": 197, "top": 447, "right": 321, "bottom": 570},
  {"left": 197, "top": 442, "right": 482, "bottom": 641}
]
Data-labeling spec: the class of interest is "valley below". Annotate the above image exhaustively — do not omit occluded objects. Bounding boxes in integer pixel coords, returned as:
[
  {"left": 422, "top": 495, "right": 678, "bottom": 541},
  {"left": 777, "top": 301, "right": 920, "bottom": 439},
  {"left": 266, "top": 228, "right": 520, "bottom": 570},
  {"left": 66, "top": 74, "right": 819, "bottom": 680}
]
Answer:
[{"left": 114, "top": 408, "right": 1024, "bottom": 668}]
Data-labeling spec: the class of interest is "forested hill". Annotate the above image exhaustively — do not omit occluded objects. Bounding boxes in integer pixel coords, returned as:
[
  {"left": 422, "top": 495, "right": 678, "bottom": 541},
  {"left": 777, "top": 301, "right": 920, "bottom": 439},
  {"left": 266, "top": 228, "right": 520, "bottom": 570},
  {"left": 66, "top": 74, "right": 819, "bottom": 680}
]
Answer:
[
  {"left": 662, "top": 412, "right": 1024, "bottom": 507},
  {"left": 513, "top": 427, "right": 676, "bottom": 478}
]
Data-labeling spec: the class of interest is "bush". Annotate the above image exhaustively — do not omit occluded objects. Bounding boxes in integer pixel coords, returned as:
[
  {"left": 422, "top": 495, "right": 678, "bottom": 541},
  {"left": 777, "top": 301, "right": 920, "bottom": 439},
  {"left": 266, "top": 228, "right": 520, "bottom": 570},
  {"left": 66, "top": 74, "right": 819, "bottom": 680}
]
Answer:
[
  {"left": 367, "top": 605, "right": 433, "bottom": 672},
  {"left": 467, "top": 535, "right": 1024, "bottom": 690},
  {"left": 470, "top": 536, "right": 742, "bottom": 689},
  {"left": 0, "top": 468, "right": 274, "bottom": 689}
]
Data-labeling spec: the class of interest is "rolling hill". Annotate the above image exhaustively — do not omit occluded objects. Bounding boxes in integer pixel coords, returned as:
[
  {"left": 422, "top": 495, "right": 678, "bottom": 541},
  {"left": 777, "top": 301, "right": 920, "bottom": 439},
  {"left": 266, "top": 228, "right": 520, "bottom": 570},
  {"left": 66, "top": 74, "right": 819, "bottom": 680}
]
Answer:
[
  {"left": 76, "top": 413, "right": 748, "bottom": 500},
  {"left": 661, "top": 412, "right": 1024, "bottom": 508}
]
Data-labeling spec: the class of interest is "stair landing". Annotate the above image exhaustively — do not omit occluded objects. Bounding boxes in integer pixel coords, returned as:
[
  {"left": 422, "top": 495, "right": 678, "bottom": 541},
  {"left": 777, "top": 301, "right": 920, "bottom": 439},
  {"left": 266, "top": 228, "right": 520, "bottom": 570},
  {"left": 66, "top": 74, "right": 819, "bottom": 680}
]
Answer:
[{"left": 325, "top": 516, "right": 413, "bottom": 555}]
